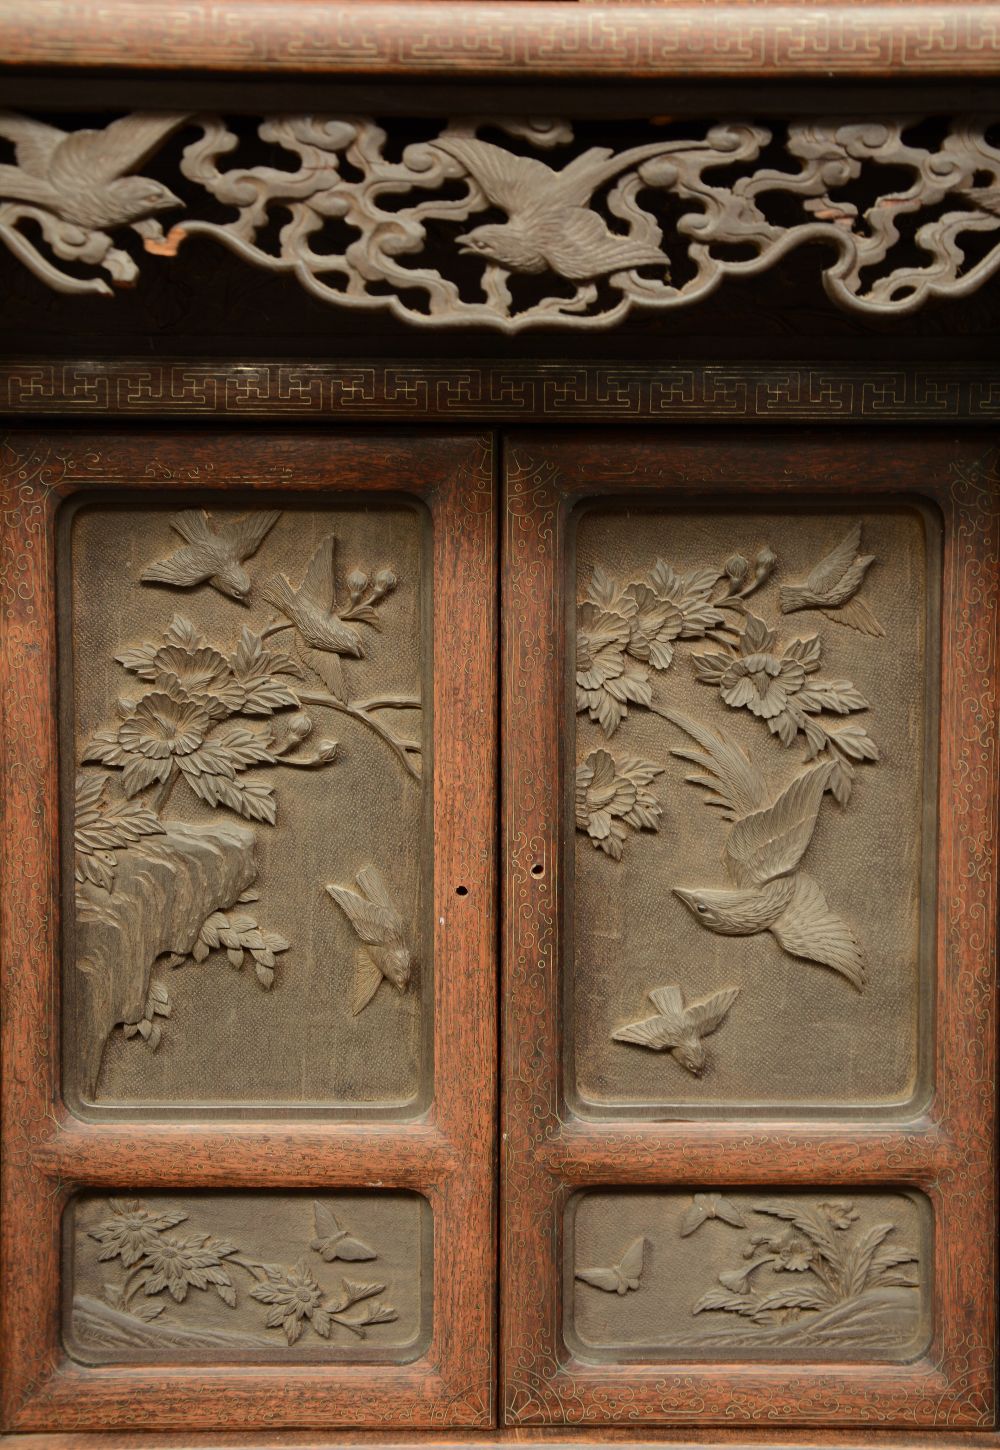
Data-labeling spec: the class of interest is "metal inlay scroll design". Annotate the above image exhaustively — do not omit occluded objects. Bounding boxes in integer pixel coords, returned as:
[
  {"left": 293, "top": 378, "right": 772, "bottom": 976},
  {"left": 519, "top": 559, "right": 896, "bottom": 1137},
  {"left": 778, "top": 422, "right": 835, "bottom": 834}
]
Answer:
[{"left": 1, "top": 111, "right": 998, "bottom": 329}]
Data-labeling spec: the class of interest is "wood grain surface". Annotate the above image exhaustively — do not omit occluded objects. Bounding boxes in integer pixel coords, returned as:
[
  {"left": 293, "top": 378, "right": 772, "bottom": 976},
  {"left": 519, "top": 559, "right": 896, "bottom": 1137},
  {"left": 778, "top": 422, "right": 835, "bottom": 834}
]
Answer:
[{"left": 0, "top": 430, "right": 497, "bottom": 1432}]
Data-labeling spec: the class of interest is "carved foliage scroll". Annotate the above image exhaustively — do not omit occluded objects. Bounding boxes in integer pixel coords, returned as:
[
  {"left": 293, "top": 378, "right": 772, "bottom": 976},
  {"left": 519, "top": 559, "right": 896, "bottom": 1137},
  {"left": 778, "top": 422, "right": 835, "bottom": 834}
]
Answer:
[{"left": 0, "top": 111, "right": 998, "bottom": 330}]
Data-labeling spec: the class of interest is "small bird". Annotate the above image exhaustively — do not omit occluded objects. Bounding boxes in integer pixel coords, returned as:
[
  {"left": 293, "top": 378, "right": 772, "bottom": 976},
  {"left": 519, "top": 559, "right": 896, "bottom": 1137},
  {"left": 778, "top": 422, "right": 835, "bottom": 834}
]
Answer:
[
  {"left": 0, "top": 110, "right": 186, "bottom": 232},
  {"left": 779, "top": 522, "right": 884, "bottom": 636},
  {"left": 140, "top": 508, "right": 280, "bottom": 603},
  {"left": 679, "top": 1193, "right": 746, "bottom": 1237},
  {"left": 662, "top": 708, "right": 866, "bottom": 989},
  {"left": 575, "top": 1236, "right": 647, "bottom": 1295},
  {"left": 326, "top": 865, "right": 412, "bottom": 1015},
  {"left": 260, "top": 535, "right": 365, "bottom": 700},
  {"left": 613, "top": 984, "right": 740, "bottom": 1076},
  {"left": 433, "top": 136, "right": 677, "bottom": 281},
  {"left": 310, "top": 1202, "right": 376, "bottom": 1262}
]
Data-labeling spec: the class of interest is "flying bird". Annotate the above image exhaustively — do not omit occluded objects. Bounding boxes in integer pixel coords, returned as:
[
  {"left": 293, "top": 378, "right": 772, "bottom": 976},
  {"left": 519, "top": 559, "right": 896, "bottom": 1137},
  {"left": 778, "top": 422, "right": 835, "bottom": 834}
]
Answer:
[
  {"left": 661, "top": 708, "right": 866, "bottom": 989},
  {"left": 140, "top": 508, "right": 280, "bottom": 603},
  {"left": 432, "top": 135, "right": 680, "bottom": 282},
  {"left": 310, "top": 1201, "right": 376, "bottom": 1262},
  {"left": 575, "top": 1236, "right": 647, "bottom": 1295},
  {"left": 260, "top": 535, "right": 366, "bottom": 699},
  {"left": 0, "top": 110, "right": 186, "bottom": 232},
  {"left": 612, "top": 984, "right": 740, "bottom": 1076},
  {"left": 779, "top": 522, "right": 884, "bottom": 636},
  {"left": 326, "top": 865, "right": 412, "bottom": 1015},
  {"left": 679, "top": 1193, "right": 746, "bottom": 1237}
]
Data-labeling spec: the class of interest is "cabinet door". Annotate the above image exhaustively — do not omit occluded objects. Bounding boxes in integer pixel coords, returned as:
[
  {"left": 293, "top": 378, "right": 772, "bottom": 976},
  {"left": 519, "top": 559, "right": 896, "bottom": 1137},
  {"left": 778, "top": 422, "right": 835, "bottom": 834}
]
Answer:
[
  {"left": 500, "top": 431, "right": 998, "bottom": 1426},
  {"left": 0, "top": 430, "right": 497, "bottom": 1432}
]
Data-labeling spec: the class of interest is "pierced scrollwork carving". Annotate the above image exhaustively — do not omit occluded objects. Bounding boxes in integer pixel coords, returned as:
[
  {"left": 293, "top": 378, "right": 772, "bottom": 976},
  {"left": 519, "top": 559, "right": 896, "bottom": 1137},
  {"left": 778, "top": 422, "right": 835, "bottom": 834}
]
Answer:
[{"left": 1, "top": 111, "right": 999, "bottom": 328}]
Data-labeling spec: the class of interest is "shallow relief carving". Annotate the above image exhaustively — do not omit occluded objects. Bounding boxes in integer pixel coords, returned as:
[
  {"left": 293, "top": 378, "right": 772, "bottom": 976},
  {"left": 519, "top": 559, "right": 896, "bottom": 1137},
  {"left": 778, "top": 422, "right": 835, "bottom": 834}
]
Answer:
[
  {"left": 0, "top": 111, "right": 998, "bottom": 330},
  {"left": 65, "top": 1191, "right": 429, "bottom": 1363},
  {"left": 567, "top": 1190, "right": 928, "bottom": 1361},
  {"left": 569, "top": 507, "right": 935, "bottom": 1115},
  {"left": 64, "top": 503, "right": 428, "bottom": 1112}
]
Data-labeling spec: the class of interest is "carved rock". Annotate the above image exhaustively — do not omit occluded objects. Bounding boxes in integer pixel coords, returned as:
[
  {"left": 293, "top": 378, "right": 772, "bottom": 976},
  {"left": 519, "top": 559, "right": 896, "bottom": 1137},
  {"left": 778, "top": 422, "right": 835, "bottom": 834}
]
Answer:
[{"left": 75, "top": 820, "right": 256, "bottom": 1093}]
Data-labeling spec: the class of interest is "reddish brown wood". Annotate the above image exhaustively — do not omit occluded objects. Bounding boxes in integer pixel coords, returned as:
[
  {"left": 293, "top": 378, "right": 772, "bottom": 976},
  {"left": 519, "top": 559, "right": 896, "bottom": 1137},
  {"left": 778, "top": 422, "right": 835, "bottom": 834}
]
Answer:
[
  {"left": 500, "top": 431, "right": 999, "bottom": 1427},
  {"left": 0, "top": 0, "right": 997, "bottom": 76},
  {"left": 0, "top": 430, "right": 497, "bottom": 1433}
]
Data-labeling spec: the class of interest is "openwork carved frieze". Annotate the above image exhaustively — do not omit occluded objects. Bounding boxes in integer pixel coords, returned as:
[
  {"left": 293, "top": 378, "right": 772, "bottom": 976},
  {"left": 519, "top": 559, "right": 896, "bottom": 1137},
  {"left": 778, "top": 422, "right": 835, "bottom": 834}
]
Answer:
[
  {"left": 1, "top": 111, "right": 998, "bottom": 329},
  {"left": 570, "top": 506, "right": 935, "bottom": 1115},
  {"left": 65, "top": 503, "right": 428, "bottom": 1111},
  {"left": 567, "top": 1190, "right": 928, "bottom": 1360},
  {"left": 66, "top": 1191, "right": 429, "bottom": 1363}
]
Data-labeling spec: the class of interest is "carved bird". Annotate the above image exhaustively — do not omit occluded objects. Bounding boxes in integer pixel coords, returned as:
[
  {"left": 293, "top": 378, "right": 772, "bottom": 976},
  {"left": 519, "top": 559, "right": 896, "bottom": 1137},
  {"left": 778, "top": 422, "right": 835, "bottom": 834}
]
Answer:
[
  {"left": 326, "top": 865, "right": 412, "bottom": 1015},
  {"left": 575, "top": 1236, "right": 647, "bottom": 1295},
  {"left": 140, "top": 509, "right": 280, "bottom": 603},
  {"left": 433, "top": 136, "right": 675, "bottom": 281},
  {"left": 612, "top": 984, "right": 740, "bottom": 1076},
  {"left": 259, "top": 535, "right": 366, "bottom": 699},
  {"left": 779, "top": 522, "right": 884, "bottom": 636},
  {"left": 661, "top": 708, "right": 866, "bottom": 990},
  {"left": 0, "top": 111, "right": 186, "bottom": 232},
  {"left": 679, "top": 1193, "right": 747, "bottom": 1237}
]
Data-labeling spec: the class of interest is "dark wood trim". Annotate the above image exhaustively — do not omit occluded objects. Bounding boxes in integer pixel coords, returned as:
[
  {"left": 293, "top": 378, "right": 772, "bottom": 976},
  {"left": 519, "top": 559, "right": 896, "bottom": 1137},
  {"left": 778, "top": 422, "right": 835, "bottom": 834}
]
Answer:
[
  {"left": 0, "top": 1, "right": 998, "bottom": 78},
  {"left": 0, "top": 430, "right": 497, "bottom": 1432},
  {"left": 1, "top": 362, "right": 998, "bottom": 424},
  {"left": 500, "top": 431, "right": 998, "bottom": 1426}
]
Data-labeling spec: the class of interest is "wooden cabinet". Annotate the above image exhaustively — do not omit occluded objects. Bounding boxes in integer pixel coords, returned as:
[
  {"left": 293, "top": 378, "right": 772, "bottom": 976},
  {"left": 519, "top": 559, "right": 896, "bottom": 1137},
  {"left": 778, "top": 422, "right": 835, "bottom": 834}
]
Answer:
[{"left": 0, "top": 7, "right": 998, "bottom": 1443}]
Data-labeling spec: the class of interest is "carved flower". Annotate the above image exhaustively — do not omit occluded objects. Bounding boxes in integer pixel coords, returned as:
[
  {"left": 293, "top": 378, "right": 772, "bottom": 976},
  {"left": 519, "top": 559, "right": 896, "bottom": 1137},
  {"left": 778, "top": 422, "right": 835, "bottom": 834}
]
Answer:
[
  {"left": 575, "top": 749, "right": 663, "bottom": 860},
  {"left": 138, "top": 1233, "right": 237, "bottom": 1303},
  {"left": 250, "top": 1262, "right": 331, "bottom": 1344},
  {"left": 775, "top": 1233, "right": 814, "bottom": 1272},
  {"left": 819, "top": 1200, "right": 860, "bottom": 1230},
  {"left": 118, "top": 692, "right": 211, "bottom": 759},
  {"left": 89, "top": 1199, "right": 188, "bottom": 1267},
  {"left": 576, "top": 600, "right": 651, "bottom": 737},
  {"left": 691, "top": 612, "right": 879, "bottom": 803}
]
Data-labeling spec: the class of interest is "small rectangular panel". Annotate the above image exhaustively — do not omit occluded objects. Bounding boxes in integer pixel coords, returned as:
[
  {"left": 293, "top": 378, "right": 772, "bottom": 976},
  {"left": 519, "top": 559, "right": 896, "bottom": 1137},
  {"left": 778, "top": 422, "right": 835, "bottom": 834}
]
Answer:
[
  {"left": 62, "top": 501, "right": 430, "bottom": 1114},
  {"left": 569, "top": 505, "right": 936, "bottom": 1116},
  {"left": 65, "top": 1191, "right": 430, "bottom": 1364},
  {"left": 565, "top": 1189, "right": 931, "bottom": 1363}
]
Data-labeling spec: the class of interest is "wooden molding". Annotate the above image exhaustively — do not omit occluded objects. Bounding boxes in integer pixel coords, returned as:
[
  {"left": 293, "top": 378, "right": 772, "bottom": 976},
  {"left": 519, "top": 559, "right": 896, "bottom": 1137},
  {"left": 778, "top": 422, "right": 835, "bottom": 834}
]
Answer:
[{"left": 0, "top": 1, "right": 998, "bottom": 78}]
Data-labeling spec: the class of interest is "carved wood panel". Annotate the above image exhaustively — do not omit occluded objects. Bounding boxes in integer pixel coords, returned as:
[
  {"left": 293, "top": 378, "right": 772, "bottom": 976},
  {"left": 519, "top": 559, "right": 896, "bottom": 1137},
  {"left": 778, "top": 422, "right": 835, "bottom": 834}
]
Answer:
[
  {"left": 501, "top": 431, "right": 998, "bottom": 1425},
  {"left": 63, "top": 500, "right": 429, "bottom": 1113},
  {"left": 0, "top": 430, "right": 496, "bottom": 1431}
]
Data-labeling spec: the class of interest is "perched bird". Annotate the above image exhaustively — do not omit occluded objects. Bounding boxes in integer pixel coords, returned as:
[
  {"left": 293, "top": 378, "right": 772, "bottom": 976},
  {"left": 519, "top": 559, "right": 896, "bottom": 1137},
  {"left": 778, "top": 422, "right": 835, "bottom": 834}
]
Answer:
[
  {"left": 679, "top": 1193, "right": 746, "bottom": 1237},
  {"left": 310, "top": 1201, "right": 376, "bottom": 1262},
  {"left": 433, "top": 136, "right": 677, "bottom": 281},
  {"left": 662, "top": 708, "right": 866, "bottom": 989},
  {"left": 0, "top": 111, "right": 186, "bottom": 232},
  {"left": 260, "top": 535, "right": 365, "bottom": 700},
  {"left": 326, "top": 865, "right": 412, "bottom": 1015},
  {"left": 779, "top": 522, "right": 884, "bottom": 636},
  {"left": 140, "top": 508, "right": 280, "bottom": 603},
  {"left": 575, "top": 1236, "right": 647, "bottom": 1295},
  {"left": 613, "top": 984, "right": 740, "bottom": 1076}
]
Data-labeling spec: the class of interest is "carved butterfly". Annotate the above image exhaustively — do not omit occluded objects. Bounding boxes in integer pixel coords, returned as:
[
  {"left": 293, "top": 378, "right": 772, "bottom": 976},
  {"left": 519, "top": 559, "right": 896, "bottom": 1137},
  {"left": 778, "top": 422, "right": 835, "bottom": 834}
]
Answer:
[
  {"left": 679, "top": 1193, "right": 747, "bottom": 1237},
  {"left": 575, "top": 1235, "right": 647, "bottom": 1295},
  {"left": 309, "top": 1202, "right": 377, "bottom": 1262}
]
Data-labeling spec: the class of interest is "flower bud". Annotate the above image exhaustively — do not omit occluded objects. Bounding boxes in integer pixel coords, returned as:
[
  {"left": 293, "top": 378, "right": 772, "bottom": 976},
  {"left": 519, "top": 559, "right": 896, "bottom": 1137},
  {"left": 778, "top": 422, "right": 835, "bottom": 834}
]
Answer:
[
  {"left": 754, "top": 546, "right": 777, "bottom": 576},
  {"left": 374, "top": 568, "right": 397, "bottom": 592},
  {"left": 347, "top": 569, "right": 369, "bottom": 595},
  {"left": 285, "top": 712, "right": 313, "bottom": 744},
  {"left": 316, "top": 738, "right": 339, "bottom": 762},
  {"left": 724, "top": 553, "right": 748, "bottom": 583}
]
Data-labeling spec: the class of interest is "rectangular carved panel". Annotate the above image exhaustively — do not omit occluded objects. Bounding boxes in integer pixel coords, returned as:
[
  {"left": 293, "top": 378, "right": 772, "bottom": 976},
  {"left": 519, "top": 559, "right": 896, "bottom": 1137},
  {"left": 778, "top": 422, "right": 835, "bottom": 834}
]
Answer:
[
  {"left": 566, "top": 1189, "right": 930, "bottom": 1362},
  {"left": 62, "top": 501, "right": 429, "bottom": 1113},
  {"left": 65, "top": 1191, "right": 430, "bottom": 1364},
  {"left": 570, "top": 505, "right": 937, "bottom": 1116}
]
